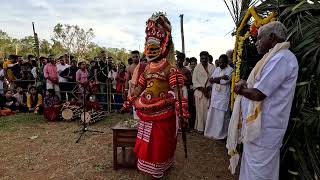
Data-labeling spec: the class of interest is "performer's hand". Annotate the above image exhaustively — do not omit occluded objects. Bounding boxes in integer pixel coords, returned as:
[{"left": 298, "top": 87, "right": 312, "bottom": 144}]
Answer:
[
  {"left": 209, "top": 77, "right": 214, "bottom": 84},
  {"left": 221, "top": 75, "right": 229, "bottom": 80},
  {"left": 119, "top": 107, "right": 127, "bottom": 114}
]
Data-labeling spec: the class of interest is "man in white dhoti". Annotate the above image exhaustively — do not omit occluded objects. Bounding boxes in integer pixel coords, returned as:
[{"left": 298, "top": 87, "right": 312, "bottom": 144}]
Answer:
[
  {"left": 205, "top": 54, "right": 233, "bottom": 139},
  {"left": 192, "top": 51, "right": 215, "bottom": 133},
  {"left": 229, "top": 22, "right": 298, "bottom": 180}
]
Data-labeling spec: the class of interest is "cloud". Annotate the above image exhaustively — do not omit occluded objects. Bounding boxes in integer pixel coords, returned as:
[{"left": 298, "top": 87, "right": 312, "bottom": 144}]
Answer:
[{"left": 0, "top": 0, "right": 235, "bottom": 59}]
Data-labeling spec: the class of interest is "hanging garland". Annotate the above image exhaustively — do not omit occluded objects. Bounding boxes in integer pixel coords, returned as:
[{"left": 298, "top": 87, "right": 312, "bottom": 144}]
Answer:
[{"left": 230, "top": 7, "right": 277, "bottom": 109}]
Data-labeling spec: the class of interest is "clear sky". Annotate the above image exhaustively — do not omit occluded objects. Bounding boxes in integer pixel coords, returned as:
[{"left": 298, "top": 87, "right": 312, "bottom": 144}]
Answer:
[{"left": 0, "top": 0, "right": 235, "bottom": 59}]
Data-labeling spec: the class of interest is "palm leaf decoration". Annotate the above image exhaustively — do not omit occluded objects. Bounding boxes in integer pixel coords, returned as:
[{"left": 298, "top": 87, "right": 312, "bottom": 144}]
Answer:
[{"left": 224, "top": 0, "right": 320, "bottom": 179}]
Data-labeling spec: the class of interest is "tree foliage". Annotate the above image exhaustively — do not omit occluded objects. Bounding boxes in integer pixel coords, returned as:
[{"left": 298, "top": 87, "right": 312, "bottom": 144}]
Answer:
[
  {"left": 52, "top": 23, "right": 94, "bottom": 60},
  {"left": 0, "top": 23, "right": 131, "bottom": 64}
]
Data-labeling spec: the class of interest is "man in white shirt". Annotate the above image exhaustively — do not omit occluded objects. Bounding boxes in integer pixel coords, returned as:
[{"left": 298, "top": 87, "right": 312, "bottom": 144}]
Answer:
[
  {"left": 235, "top": 22, "right": 298, "bottom": 180},
  {"left": 56, "top": 56, "right": 70, "bottom": 100},
  {"left": 205, "top": 54, "right": 233, "bottom": 139},
  {"left": 192, "top": 51, "right": 215, "bottom": 133}
]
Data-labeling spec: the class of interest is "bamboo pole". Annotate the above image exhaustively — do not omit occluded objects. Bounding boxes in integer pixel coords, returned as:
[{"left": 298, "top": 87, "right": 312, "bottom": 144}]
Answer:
[{"left": 179, "top": 14, "right": 185, "bottom": 54}]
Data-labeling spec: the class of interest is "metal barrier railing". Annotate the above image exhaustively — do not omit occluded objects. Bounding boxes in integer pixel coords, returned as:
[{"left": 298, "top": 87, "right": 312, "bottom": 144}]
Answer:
[{"left": 1, "top": 79, "right": 126, "bottom": 112}]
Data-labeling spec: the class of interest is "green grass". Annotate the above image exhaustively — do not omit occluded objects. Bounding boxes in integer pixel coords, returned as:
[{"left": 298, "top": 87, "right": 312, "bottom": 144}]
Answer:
[{"left": 0, "top": 113, "right": 45, "bottom": 131}]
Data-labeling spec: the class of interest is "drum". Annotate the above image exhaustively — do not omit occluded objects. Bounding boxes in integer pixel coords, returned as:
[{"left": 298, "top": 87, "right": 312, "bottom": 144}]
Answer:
[
  {"left": 80, "top": 110, "right": 107, "bottom": 124},
  {"left": 60, "top": 102, "right": 83, "bottom": 121}
]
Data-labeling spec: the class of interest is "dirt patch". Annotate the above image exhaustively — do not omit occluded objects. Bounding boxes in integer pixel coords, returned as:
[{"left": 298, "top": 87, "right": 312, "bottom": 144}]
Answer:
[{"left": 0, "top": 113, "right": 238, "bottom": 180}]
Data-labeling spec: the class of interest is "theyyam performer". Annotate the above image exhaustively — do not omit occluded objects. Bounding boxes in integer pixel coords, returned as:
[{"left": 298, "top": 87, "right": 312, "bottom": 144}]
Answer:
[{"left": 123, "top": 12, "right": 189, "bottom": 178}]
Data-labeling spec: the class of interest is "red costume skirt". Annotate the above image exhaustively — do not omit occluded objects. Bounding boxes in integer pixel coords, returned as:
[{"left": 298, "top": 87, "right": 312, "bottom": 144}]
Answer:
[{"left": 134, "top": 109, "right": 177, "bottom": 178}]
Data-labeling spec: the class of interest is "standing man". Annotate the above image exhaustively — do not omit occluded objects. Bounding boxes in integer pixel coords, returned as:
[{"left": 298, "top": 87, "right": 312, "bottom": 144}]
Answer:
[
  {"left": 205, "top": 54, "right": 233, "bottom": 139},
  {"left": 231, "top": 22, "right": 298, "bottom": 180},
  {"left": 60, "top": 60, "right": 78, "bottom": 101},
  {"left": 126, "top": 50, "right": 140, "bottom": 84},
  {"left": 226, "top": 49, "right": 234, "bottom": 68},
  {"left": 39, "top": 56, "right": 47, "bottom": 93},
  {"left": 176, "top": 52, "right": 193, "bottom": 129},
  {"left": 3, "top": 55, "right": 17, "bottom": 86},
  {"left": 208, "top": 55, "right": 214, "bottom": 65},
  {"left": 57, "top": 56, "right": 70, "bottom": 100},
  {"left": 126, "top": 50, "right": 140, "bottom": 119},
  {"left": 44, "top": 55, "right": 60, "bottom": 98},
  {"left": 192, "top": 51, "right": 215, "bottom": 133},
  {"left": 96, "top": 52, "right": 108, "bottom": 110}
]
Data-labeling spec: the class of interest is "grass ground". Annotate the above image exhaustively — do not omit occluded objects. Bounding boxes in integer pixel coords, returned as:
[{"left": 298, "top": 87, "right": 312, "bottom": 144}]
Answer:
[{"left": 0, "top": 113, "right": 238, "bottom": 180}]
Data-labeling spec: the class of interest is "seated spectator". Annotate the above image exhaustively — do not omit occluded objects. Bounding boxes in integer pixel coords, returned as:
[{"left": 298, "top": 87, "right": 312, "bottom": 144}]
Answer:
[
  {"left": 43, "top": 89, "right": 61, "bottom": 121},
  {"left": 13, "top": 86, "right": 27, "bottom": 112},
  {"left": 27, "top": 86, "right": 43, "bottom": 114},
  {"left": 44, "top": 89, "right": 60, "bottom": 108},
  {"left": 0, "top": 90, "right": 18, "bottom": 112}
]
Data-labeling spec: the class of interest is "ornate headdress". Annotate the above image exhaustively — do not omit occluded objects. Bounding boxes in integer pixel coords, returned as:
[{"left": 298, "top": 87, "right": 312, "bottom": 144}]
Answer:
[{"left": 144, "top": 12, "right": 175, "bottom": 64}]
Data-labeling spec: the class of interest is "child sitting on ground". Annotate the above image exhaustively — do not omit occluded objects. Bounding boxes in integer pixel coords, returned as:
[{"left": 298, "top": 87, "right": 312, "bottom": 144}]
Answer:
[
  {"left": 27, "top": 86, "right": 43, "bottom": 114},
  {"left": 13, "top": 86, "right": 27, "bottom": 112},
  {"left": 0, "top": 90, "right": 18, "bottom": 115}
]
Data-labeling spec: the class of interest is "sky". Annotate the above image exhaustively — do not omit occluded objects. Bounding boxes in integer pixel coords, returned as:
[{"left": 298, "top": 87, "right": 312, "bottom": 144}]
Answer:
[{"left": 0, "top": 0, "right": 236, "bottom": 59}]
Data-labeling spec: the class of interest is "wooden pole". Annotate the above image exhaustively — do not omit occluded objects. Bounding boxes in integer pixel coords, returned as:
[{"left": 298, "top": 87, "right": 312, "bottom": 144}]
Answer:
[
  {"left": 179, "top": 14, "right": 185, "bottom": 54},
  {"left": 32, "top": 22, "right": 40, "bottom": 60}
]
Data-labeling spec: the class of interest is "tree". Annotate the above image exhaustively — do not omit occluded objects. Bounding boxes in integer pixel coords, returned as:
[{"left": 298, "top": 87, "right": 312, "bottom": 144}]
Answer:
[
  {"left": 0, "top": 30, "right": 14, "bottom": 58},
  {"left": 50, "top": 40, "right": 66, "bottom": 57},
  {"left": 39, "top": 39, "right": 52, "bottom": 56},
  {"left": 52, "top": 23, "right": 94, "bottom": 60},
  {"left": 19, "top": 36, "right": 35, "bottom": 57}
]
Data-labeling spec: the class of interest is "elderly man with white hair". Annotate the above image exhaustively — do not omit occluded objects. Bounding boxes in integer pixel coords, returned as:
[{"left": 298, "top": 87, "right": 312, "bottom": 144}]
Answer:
[{"left": 229, "top": 21, "right": 298, "bottom": 180}]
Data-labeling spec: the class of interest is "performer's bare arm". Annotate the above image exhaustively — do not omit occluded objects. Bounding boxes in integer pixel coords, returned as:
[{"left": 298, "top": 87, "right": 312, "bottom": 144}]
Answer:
[{"left": 131, "top": 86, "right": 144, "bottom": 98}]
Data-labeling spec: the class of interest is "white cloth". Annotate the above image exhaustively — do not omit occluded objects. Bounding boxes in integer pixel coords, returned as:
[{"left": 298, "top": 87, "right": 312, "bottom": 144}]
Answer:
[
  {"left": 239, "top": 48, "right": 298, "bottom": 179},
  {"left": 240, "top": 142, "right": 280, "bottom": 180},
  {"left": 31, "top": 67, "right": 37, "bottom": 79},
  {"left": 192, "top": 63, "right": 215, "bottom": 132},
  {"left": 0, "top": 69, "right": 4, "bottom": 94},
  {"left": 56, "top": 64, "right": 70, "bottom": 83},
  {"left": 108, "top": 70, "right": 117, "bottom": 90},
  {"left": 46, "top": 82, "right": 61, "bottom": 98},
  {"left": 204, "top": 108, "right": 229, "bottom": 139}
]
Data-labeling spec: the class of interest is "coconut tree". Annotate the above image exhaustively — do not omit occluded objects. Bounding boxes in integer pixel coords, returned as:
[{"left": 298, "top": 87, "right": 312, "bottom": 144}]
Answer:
[{"left": 224, "top": 0, "right": 320, "bottom": 179}]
